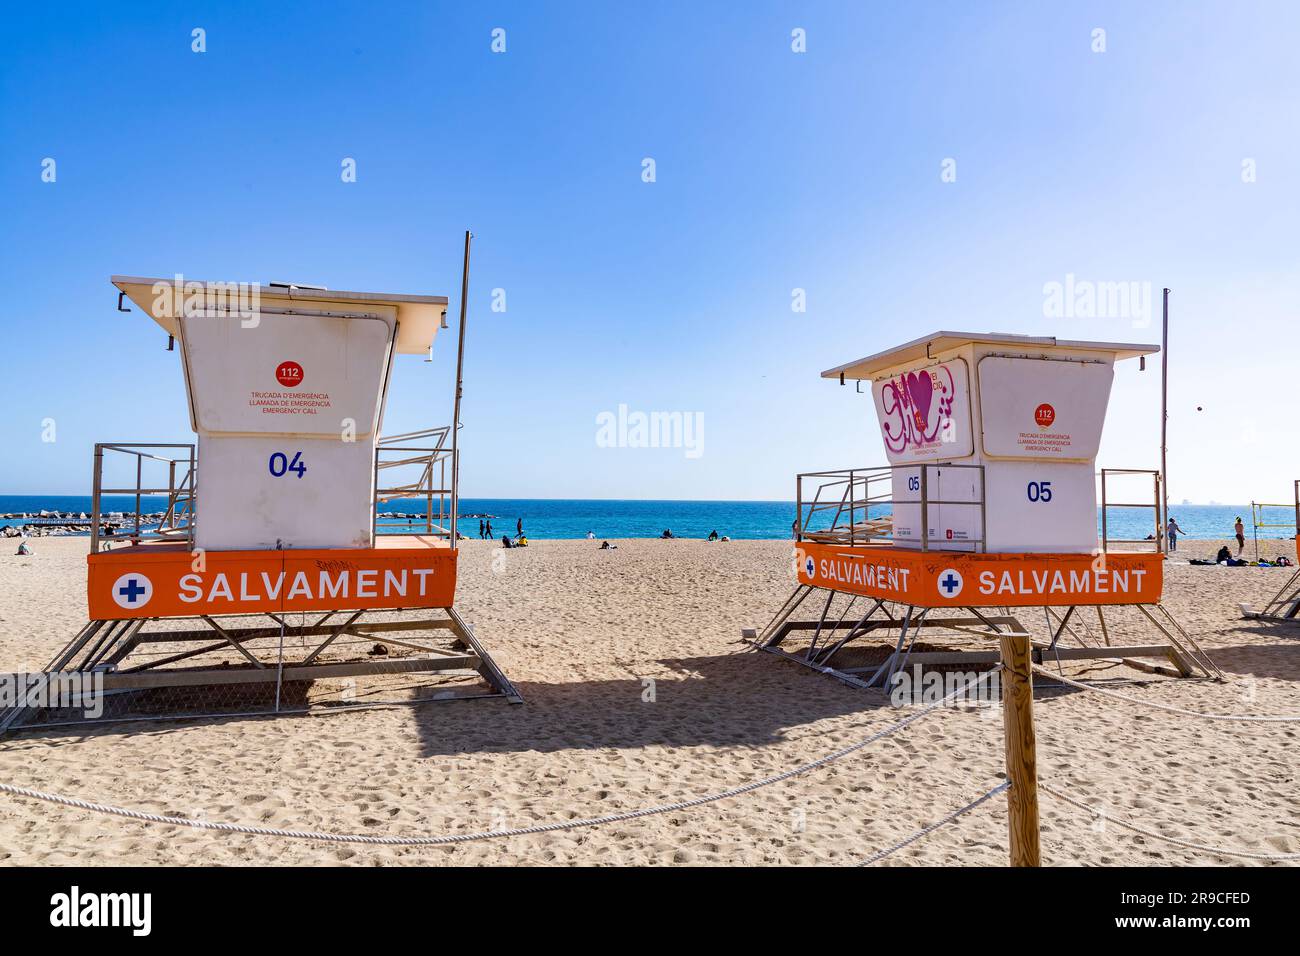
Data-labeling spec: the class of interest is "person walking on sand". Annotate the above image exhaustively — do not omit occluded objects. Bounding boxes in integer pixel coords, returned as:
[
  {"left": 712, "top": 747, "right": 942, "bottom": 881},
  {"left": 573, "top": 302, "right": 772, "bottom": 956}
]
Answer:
[
  {"left": 1166, "top": 516, "right": 1181, "bottom": 552},
  {"left": 1234, "top": 516, "right": 1246, "bottom": 556},
  {"left": 479, "top": 519, "right": 485, "bottom": 540},
  {"left": 485, "top": 520, "right": 493, "bottom": 539}
]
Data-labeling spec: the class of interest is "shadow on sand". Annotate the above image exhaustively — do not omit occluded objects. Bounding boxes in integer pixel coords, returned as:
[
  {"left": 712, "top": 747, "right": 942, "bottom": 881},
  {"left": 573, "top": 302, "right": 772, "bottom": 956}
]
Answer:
[
  {"left": 1194, "top": 639, "right": 1300, "bottom": 682},
  {"left": 6, "top": 650, "right": 885, "bottom": 752},
  {"left": 6, "top": 647, "right": 1098, "bottom": 753}
]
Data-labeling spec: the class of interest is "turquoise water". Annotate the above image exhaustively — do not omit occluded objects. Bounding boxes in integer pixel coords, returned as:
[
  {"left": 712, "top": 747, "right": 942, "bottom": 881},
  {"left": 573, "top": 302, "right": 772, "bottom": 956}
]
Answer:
[{"left": 0, "top": 495, "right": 1292, "bottom": 543}]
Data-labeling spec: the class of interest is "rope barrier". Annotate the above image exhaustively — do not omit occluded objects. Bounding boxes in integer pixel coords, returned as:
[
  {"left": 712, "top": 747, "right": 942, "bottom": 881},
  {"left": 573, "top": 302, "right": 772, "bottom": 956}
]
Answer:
[
  {"left": 1040, "top": 782, "right": 1300, "bottom": 862},
  {"left": 855, "top": 781, "right": 1009, "bottom": 866},
  {"left": 1030, "top": 665, "right": 1300, "bottom": 722},
  {"left": 0, "top": 669, "right": 999, "bottom": 847}
]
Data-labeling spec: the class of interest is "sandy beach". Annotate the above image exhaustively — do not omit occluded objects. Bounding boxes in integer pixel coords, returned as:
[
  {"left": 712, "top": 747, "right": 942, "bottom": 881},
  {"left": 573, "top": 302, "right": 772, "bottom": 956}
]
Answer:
[{"left": 0, "top": 536, "right": 1296, "bottom": 866}]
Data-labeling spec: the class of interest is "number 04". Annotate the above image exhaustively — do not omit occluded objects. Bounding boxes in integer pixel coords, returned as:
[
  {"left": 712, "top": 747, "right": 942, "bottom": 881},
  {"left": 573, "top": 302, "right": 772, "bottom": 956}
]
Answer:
[{"left": 269, "top": 451, "right": 307, "bottom": 479}]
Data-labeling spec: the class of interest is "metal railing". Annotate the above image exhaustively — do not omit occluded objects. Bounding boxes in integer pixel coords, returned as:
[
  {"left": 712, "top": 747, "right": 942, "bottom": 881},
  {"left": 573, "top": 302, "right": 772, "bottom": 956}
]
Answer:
[
  {"left": 86, "top": 430, "right": 456, "bottom": 552},
  {"left": 372, "top": 426, "right": 455, "bottom": 538},
  {"left": 90, "top": 443, "right": 197, "bottom": 552},
  {"left": 1098, "top": 468, "right": 1162, "bottom": 553},
  {"left": 795, "top": 463, "right": 986, "bottom": 552}
]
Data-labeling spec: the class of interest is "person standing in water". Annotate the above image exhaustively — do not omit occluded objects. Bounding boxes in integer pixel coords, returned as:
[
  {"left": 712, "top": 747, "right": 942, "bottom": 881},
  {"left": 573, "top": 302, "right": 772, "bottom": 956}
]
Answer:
[
  {"left": 516, "top": 517, "right": 523, "bottom": 538},
  {"left": 479, "top": 519, "right": 485, "bottom": 540},
  {"left": 1234, "top": 516, "right": 1246, "bottom": 556}
]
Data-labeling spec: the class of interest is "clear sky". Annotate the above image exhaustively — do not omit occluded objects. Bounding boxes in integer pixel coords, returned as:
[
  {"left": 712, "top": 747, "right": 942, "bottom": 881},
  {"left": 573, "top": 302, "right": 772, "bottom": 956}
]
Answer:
[{"left": 1, "top": 1, "right": 1296, "bottom": 503}]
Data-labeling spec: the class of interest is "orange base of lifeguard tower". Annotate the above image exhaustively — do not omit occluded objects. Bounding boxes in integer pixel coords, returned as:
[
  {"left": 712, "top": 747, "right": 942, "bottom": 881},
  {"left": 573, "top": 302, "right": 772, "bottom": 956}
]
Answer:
[
  {"left": 750, "top": 532, "right": 1218, "bottom": 689},
  {"left": 0, "top": 450, "right": 520, "bottom": 736}
]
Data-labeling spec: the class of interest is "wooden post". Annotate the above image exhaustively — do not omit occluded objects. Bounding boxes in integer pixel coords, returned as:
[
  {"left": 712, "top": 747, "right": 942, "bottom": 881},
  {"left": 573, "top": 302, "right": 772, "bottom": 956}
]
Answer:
[{"left": 1000, "top": 633, "right": 1040, "bottom": 866}]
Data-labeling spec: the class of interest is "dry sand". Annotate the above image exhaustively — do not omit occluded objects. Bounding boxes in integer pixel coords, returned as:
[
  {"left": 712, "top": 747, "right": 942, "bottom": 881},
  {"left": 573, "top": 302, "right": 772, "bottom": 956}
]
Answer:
[{"left": 0, "top": 535, "right": 1296, "bottom": 866}]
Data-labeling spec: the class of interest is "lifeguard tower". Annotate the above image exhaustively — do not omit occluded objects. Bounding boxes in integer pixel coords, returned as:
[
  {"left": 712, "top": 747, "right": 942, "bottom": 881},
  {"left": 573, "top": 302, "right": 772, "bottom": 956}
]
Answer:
[
  {"left": 749, "top": 331, "right": 1221, "bottom": 687},
  {"left": 3, "top": 258, "right": 519, "bottom": 732},
  {"left": 1241, "top": 479, "right": 1300, "bottom": 623}
]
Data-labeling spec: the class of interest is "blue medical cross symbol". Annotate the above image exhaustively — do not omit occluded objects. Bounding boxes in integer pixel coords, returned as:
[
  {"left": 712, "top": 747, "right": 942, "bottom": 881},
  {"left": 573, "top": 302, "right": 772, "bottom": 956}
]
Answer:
[
  {"left": 940, "top": 573, "right": 960, "bottom": 595},
  {"left": 118, "top": 577, "right": 147, "bottom": 603}
]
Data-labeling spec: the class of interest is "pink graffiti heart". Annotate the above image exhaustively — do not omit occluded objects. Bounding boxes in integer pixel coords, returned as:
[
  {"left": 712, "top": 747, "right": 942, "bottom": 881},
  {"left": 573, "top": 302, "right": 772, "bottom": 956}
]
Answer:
[{"left": 905, "top": 371, "right": 934, "bottom": 431}]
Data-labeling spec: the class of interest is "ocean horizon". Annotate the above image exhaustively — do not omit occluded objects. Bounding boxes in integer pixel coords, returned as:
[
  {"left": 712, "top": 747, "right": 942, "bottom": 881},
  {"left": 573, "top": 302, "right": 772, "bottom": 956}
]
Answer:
[{"left": 1, "top": 495, "right": 1293, "bottom": 546}]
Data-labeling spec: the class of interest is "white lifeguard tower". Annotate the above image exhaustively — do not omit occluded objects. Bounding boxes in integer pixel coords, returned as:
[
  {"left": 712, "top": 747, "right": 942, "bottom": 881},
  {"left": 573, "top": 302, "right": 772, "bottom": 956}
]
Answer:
[
  {"left": 2, "top": 245, "right": 520, "bottom": 733},
  {"left": 750, "top": 331, "right": 1220, "bottom": 686}
]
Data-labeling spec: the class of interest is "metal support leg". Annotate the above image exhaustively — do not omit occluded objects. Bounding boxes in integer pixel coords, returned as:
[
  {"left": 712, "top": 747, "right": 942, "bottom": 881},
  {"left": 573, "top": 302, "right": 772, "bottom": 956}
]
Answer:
[
  {"left": 755, "top": 585, "right": 814, "bottom": 648},
  {"left": 883, "top": 606, "right": 931, "bottom": 689},
  {"left": 811, "top": 598, "right": 886, "bottom": 667},
  {"left": 862, "top": 608, "right": 915, "bottom": 689},
  {"left": 446, "top": 607, "right": 523, "bottom": 704}
]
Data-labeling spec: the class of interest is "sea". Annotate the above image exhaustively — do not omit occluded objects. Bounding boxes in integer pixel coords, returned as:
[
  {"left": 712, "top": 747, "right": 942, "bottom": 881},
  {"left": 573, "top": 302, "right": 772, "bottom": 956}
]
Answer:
[{"left": 0, "top": 496, "right": 1292, "bottom": 546}]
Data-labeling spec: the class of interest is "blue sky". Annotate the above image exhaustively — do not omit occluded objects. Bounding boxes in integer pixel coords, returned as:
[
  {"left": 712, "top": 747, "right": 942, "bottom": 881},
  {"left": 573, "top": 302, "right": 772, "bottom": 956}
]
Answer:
[{"left": 1, "top": 1, "right": 1296, "bottom": 503}]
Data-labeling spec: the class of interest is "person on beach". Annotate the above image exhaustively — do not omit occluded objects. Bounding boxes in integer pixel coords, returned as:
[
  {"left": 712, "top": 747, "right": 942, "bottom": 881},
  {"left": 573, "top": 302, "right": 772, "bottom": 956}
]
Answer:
[
  {"left": 661, "top": 529, "right": 675, "bottom": 539},
  {"left": 1166, "top": 517, "right": 1181, "bottom": 551},
  {"left": 479, "top": 519, "right": 485, "bottom": 539},
  {"left": 586, "top": 530, "right": 595, "bottom": 539},
  {"left": 16, "top": 540, "right": 31, "bottom": 556},
  {"left": 485, "top": 520, "right": 493, "bottom": 539},
  {"left": 1234, "top": 516, "right": 1246, "bottom": 556},
  {"left": 708, "top": 530, "right": 719, "bottom": 541},
  {"left": 517, "top": 518, "right": 523, "bottom": 537}
]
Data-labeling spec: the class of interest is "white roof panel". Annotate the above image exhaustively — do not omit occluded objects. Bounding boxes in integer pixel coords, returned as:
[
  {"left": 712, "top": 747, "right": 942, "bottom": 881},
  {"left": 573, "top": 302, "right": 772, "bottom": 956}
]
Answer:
[
  {"left": 821, "top": 330, "right": 1159, "bottom": 380},
  {"left": 111, "top": 276, "right": 449, "bottom": 354}
]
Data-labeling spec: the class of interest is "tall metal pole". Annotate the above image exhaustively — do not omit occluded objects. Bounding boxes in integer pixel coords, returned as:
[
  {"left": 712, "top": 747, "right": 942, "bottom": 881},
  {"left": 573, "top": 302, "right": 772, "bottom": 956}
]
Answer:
[
  {"left": 449, "top": 230, "right": 472, "bottom": 547},
  {"left": 1160, "top": 288, "right": 1170, "bottom": 546}
]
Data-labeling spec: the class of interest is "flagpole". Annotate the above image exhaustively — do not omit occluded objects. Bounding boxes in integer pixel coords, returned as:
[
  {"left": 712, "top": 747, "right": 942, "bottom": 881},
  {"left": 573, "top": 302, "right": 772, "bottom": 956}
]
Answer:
[
  {"left": 1160, "top": 287, "right": 1170, "bottom": 547},
  {"left": 449, "top": 230, "right": 472, "bottom": 547}
]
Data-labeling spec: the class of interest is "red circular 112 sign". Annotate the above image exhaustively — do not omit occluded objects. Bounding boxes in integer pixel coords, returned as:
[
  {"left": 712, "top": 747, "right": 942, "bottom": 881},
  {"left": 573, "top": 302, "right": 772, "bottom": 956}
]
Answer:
[
  {"left": 276, "top": 361, "right": 304, "bottom": 388},
  {"left": 1034, "top": 402, "right": 1056, "bottom": 428}
]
